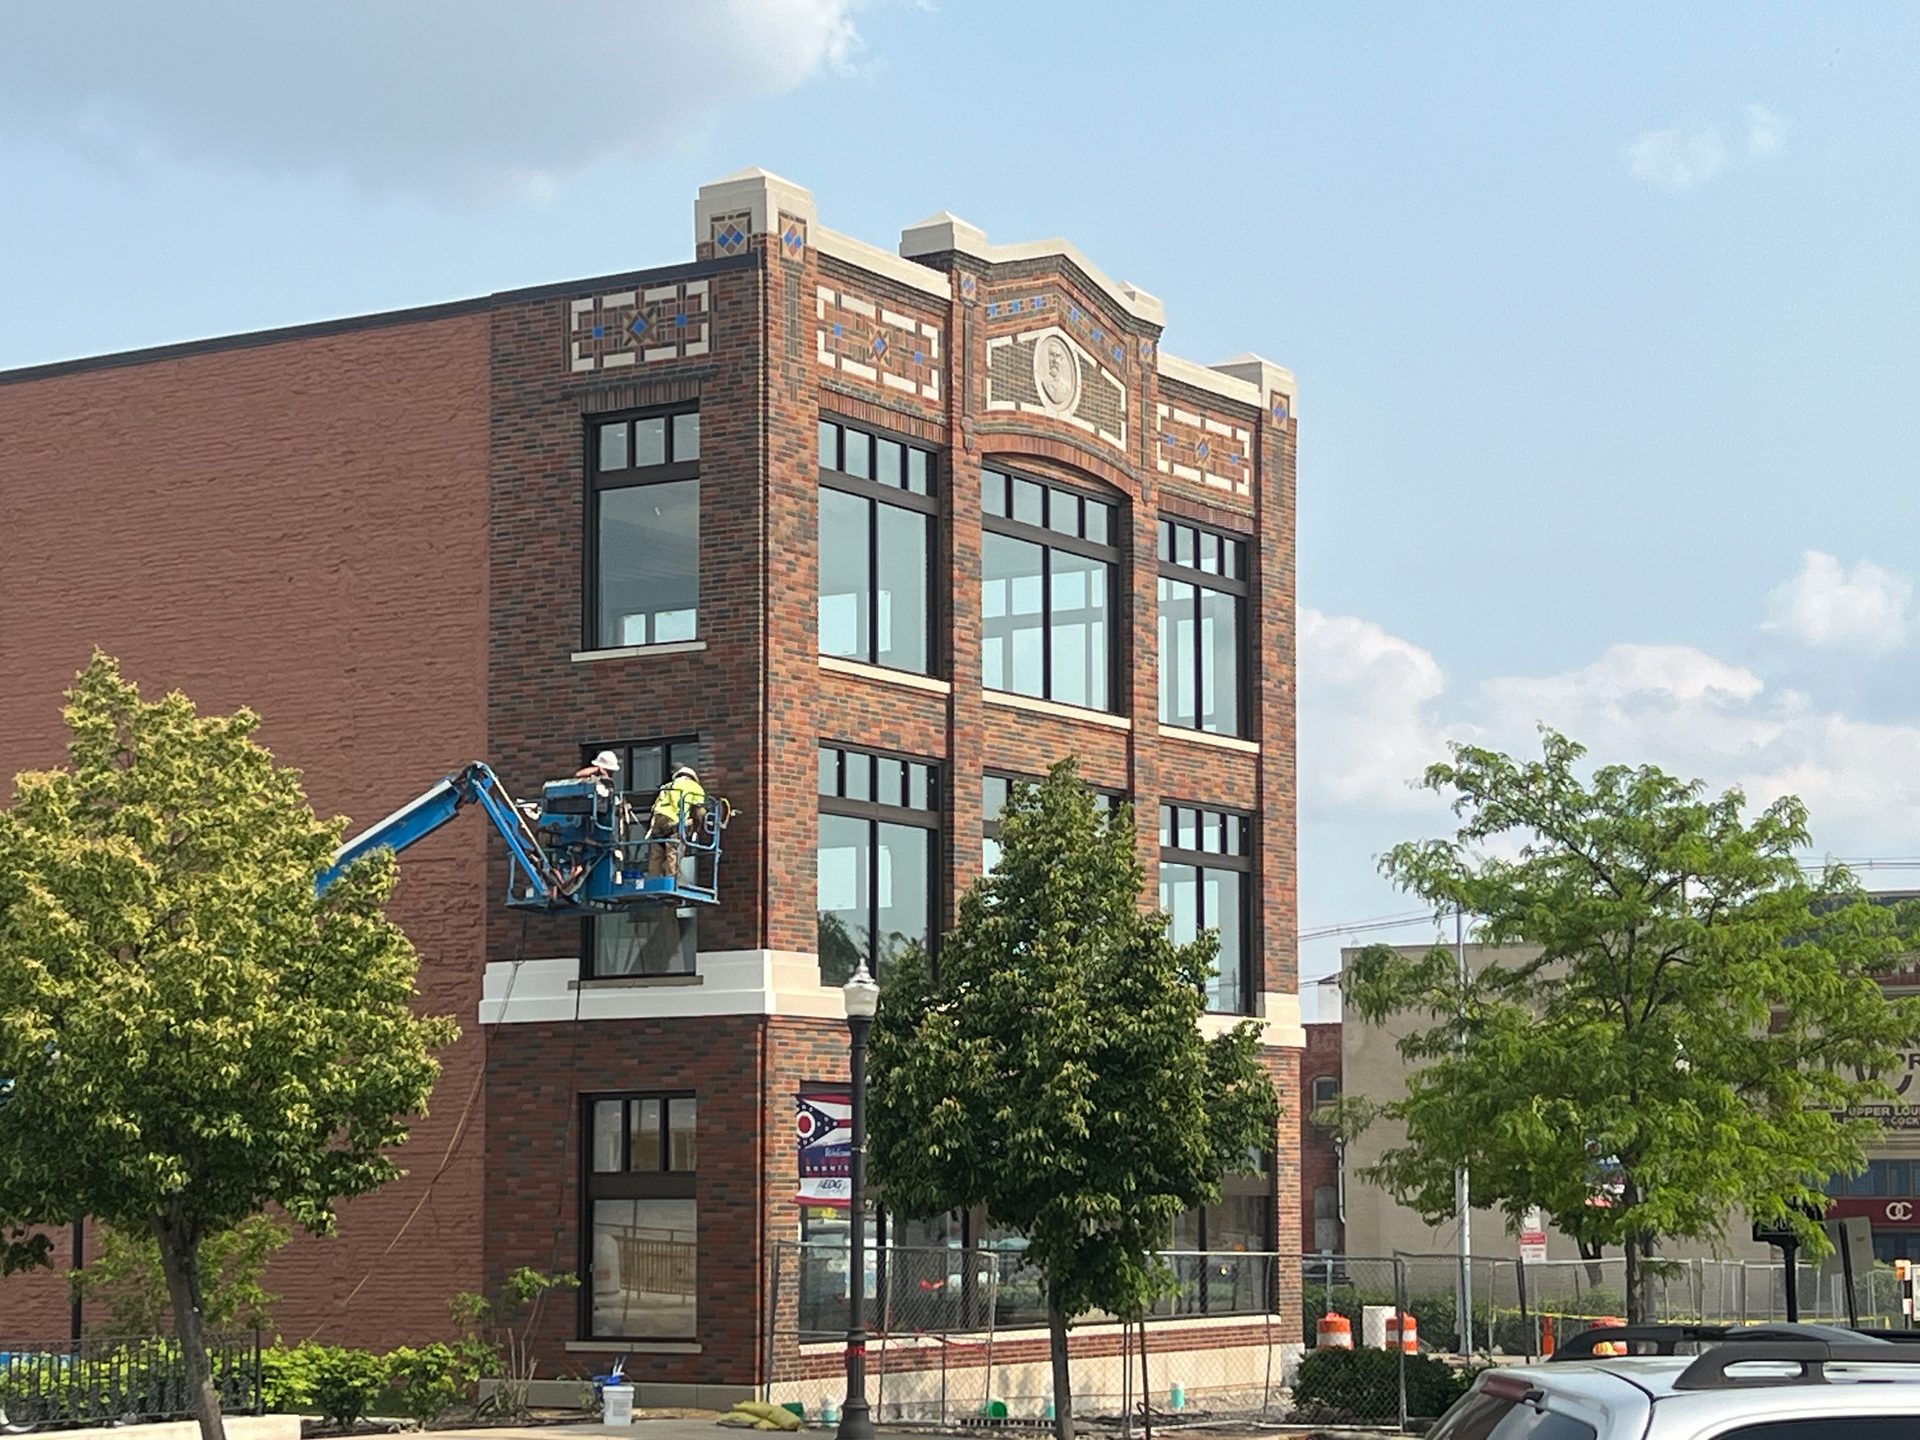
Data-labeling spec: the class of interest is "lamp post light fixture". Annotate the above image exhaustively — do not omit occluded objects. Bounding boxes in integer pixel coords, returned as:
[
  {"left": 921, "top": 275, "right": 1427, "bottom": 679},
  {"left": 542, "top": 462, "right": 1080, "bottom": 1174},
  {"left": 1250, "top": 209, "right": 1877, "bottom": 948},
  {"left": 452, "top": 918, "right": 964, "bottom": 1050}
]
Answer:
[{"left": 838, "top": 961, "right": 881, "bottom": 1440}]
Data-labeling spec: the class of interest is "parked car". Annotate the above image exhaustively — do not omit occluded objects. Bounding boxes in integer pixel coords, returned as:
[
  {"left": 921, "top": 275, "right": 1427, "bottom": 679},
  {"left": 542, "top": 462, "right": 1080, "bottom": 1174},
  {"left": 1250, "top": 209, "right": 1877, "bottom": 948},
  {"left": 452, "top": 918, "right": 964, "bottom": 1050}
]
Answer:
[{"left": 1426, "top": 1323, "right": 1920, "bottom": 1439}]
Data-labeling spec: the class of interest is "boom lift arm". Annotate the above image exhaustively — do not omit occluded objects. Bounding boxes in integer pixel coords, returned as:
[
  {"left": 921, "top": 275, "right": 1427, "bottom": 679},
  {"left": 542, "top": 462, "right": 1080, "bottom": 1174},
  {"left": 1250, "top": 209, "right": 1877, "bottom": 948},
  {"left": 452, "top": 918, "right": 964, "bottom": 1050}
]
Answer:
[{"left": 317, "top": 761, "right": 726, "bottom": 912}]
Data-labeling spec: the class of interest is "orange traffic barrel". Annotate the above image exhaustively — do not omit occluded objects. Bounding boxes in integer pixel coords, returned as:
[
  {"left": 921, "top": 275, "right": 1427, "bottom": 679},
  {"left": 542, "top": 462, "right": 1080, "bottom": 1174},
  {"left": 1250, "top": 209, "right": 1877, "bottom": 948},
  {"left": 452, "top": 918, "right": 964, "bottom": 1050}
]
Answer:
[
  {"left": 1590, "top": 1316, "right": 1625, "bottom": 1357},
  {"left": 1384, "top": 1312, "right": 1418, "bottom": 1353},
  {"left": 1316, "top": 1312, "right": 1353, "bottom": 1349}
]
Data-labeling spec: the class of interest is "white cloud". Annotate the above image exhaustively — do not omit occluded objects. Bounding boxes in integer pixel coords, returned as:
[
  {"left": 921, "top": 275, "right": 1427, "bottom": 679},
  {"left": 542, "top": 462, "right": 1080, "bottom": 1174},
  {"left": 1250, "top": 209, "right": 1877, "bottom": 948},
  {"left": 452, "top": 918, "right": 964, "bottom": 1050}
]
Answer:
[
  {"left": 1746, "top": 103, "right": 1788, "bottom": 159},
  {"left": 1627, "top": 125, "right": 1729, "bottom": 194},
  {"left": 0, "top": 0, "right": 871, "bottom": 204},
  {"left": 1765, "top": 550, "right": 1912, "bottom": 655},
  {"left": 1298, "top": 608, "right": 1454, "bottom": 812},
  {"left": 1626, "top": 103, "right": 1787, "bottom": 193},
  {"left": 1304, "top": 619, "right": 1920, "bottom": 855}
]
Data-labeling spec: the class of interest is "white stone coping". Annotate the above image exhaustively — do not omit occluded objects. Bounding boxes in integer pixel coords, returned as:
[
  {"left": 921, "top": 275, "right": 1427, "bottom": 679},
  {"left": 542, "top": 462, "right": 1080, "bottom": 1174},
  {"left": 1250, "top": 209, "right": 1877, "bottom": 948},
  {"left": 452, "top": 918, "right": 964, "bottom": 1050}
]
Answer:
[
  {"left": 1157, "top": 724, "right": 1261, "bottom": 755},
  {"left": 694, "top": 166, "right": 816, "bottom": 238},
  {"left": 983, "top": 689, "right": 1132, "bottom": 730},
  {"left": 819, "top": 654, "right": 954, "bottom": 695},
  {"left": 899, "top": 213, "right": 1167, "bottom": 328},
  {"left": 813, "top": 225, "right": 952, "bottom": 300},
  {"left": 483, "top": 955, "right": 1304, "bottom": 1046},
  {"left": 571, "top": 639, "right": 707, "bottom": 663}
]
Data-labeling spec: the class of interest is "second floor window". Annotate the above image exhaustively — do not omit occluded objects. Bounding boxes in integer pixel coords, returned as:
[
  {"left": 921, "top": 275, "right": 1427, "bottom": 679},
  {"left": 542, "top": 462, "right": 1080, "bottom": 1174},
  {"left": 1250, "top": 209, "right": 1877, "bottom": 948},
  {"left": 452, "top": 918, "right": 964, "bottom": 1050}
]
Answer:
[
  {"left": 818, "top": 419, "right": 938, "bottom": 675},
  {"left": 1160, "top": 801, "right": 1253, "bottom": 1015},
  {"left": 583, "top": 737, "right": 700, "bottom": 978},
  {"left": 590, "top": 409, "right": 700, "bottom": 649},
  {"left": 818, "top": 744, "right": 939, "bottom": 986},
  {"left": 1159, "top": 518, "right": 1248, "bottom": 736},
  {"left": 983, "top": 770, "right": 1121, "bottom": 873},
  {"left": 982, "top": 469, "right": 1118, "bottom": 712}
]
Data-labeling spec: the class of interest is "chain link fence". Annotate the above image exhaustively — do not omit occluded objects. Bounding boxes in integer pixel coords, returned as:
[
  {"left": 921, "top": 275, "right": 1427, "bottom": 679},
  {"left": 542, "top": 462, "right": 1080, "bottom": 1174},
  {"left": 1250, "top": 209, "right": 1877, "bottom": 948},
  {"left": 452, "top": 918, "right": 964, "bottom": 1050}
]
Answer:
[
  {"left": 767, "top": 1243, "right": 1480, "bottom": 1432},
  {"left": 1308, "top": 1251, "right": 1918, "bottom": 1362}
]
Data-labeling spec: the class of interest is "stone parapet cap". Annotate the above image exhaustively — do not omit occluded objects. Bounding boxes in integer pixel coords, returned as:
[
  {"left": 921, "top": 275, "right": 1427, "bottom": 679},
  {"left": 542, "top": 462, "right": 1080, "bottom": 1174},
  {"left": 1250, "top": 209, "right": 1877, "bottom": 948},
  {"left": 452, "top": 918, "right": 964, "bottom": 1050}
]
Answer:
[
  {"left": 693, "top": 166, "right": 815, "bottom": 240},
  {"left": 899, "top": 212, "right": 1167, "bottom": 328}
]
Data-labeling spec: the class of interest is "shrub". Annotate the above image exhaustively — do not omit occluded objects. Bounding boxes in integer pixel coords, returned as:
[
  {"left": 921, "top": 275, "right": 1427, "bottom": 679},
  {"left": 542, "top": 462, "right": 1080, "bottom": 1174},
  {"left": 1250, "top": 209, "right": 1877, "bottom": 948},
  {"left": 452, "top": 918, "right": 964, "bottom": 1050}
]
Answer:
[
  {"left": 385, "top": 1343, "right": 465, "bottom": 1427},
  {"left": 307, "top": 1346, "right": 388, "bottom": 1431},
  {"left": 1290, "top": 1346, "right": 1474, "bottom": 1424},
  {"left": 261, "top": 1343, "right": 325, "bottom": 1413}
]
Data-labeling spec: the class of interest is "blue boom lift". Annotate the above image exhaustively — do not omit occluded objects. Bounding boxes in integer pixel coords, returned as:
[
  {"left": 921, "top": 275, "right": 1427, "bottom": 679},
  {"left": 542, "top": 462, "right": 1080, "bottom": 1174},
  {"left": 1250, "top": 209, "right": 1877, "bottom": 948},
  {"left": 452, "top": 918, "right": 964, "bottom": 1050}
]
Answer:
[{"left": 316, "top": 762, "right": 728, "bottom": 911}]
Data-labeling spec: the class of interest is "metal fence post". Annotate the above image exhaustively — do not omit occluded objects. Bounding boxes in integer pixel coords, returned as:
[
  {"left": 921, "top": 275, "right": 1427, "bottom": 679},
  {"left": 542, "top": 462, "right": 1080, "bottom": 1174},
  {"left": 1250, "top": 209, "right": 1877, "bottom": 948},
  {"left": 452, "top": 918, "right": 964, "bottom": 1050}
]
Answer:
[
  {"left": 1395, "top": 1255, "right": 1409, "bottom": 1432},
  {"left": 762, "top": 1240, "right": 782, "bottom": 1404}
]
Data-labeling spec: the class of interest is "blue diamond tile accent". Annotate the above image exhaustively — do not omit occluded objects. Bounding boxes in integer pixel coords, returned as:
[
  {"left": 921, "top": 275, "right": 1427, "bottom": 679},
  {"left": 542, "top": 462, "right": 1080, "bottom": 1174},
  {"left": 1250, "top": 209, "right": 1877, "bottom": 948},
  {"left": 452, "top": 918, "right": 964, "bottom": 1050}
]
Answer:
[
  {"left": 1196, "top": 440, "right": 1210, "bottom": 459},
  {"left": 675, "top": 313, "right": 687, "bottom": 328},
  {"left": 1034, "top": 296, "right": 1047, "bottom": 309},
  {"left": 592, "top": 324, "right": 605, "bottom": 339},
  {"left": 914, "top": 350, "right": 924, "bottom": 365},
  {"left": 1162, "top": 433, "right": 1177, "bottom": 446},
  {"left": 986, "top": 303, "right": 999, "bottom": 317},
  {"left": 1112, "top": 345, "right": 1124, "bottom": 362},
  {"left": 833, "top": 322, "right": 844, "bottom": 338},
  {"left": 630, "top": 313, "right": 650, "bottom": 337},
  {"left": 1092, "top": 327, "right": 1104, "bottom": 343},
  {"left": 1010, "top": 299, "right": 1023, "bottom": 312},
  {"left": 871, "top": 334, "right": 888, "bottom": 358},
  {"left": 1070, "top": 305, "right": 1082, "bottom": 322}
]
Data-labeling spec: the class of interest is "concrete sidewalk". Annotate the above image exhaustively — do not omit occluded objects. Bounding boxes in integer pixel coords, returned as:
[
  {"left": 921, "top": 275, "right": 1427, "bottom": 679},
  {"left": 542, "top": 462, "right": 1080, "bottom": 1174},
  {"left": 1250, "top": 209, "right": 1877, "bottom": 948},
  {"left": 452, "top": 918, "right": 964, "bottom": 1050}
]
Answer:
[{"left": 434, "top": 1424, "right": 939, "bottom": 1440}]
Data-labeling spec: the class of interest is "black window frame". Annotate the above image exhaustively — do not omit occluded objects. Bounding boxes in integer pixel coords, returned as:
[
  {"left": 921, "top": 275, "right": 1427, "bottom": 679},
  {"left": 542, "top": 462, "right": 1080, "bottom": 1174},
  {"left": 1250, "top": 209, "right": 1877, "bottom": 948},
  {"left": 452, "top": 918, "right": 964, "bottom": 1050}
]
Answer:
[
  {"left": 581, "top": 1090, "right": 698, "bottom": 1342},
  {"left": 1157, "top": 516, "right": 1251, "bottom": 738},
  {"left": 584, "top": 403, "right": 702, "bottom": 651},
  {"left": 817, "top": 417, "right": 943, "bottom": 677},
  {"left": 981, "top": 466, "right": 1122, "bottom": 713},
  {"left": 818, "top": 743, "right": 942, "bottom": 982},
  {"left": 579, "top": 737, "right": 703, "bottom": 980},
  {"left": 1159, "top": 800, "right": 1255, "bottom": 1016}
]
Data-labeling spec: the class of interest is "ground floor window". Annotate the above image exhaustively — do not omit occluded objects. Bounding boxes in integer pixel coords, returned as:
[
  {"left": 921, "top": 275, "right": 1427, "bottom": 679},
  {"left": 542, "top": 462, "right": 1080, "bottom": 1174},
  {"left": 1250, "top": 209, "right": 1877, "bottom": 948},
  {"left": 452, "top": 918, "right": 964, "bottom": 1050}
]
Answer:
[
  {"left": 584, "top": 1093, "right": 697, "bottom": 1340},
  {"left": 1165, "top": 1166, "right": 1276, "bottom": 1316}
]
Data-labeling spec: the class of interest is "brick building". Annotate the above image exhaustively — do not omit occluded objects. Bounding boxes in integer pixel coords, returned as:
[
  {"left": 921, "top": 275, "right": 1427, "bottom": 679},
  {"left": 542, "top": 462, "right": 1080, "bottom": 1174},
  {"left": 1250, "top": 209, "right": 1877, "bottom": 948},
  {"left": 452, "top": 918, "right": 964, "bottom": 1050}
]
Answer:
[
  {"left": 1301, "top": 1020, "right": 1344, "bottom": 1255},
  {"left": 0, "top": 169, "right": 1302, "bottom": 1397}
]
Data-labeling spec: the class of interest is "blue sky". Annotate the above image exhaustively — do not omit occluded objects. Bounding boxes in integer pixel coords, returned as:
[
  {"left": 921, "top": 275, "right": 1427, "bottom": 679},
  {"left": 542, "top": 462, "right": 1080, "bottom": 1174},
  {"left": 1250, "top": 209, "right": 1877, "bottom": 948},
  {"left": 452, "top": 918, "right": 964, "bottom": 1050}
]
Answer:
[{"left": 5, "top": 2, "right": 1918, "bottom": 1012}]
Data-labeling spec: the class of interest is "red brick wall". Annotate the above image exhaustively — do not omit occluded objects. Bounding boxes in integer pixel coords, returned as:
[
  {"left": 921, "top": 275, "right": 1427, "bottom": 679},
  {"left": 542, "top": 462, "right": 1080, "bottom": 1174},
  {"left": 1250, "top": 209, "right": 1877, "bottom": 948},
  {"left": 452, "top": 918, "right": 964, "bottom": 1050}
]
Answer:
[
  {"left": 0, "top": 313, "right": 493, "bottom": 1343},
  {"left": 1301, "top": 1022, "right": 1343, "bottom": 1254},
  {"left": 484, "top": 1016, "right": 766, "bottom": 1384}
]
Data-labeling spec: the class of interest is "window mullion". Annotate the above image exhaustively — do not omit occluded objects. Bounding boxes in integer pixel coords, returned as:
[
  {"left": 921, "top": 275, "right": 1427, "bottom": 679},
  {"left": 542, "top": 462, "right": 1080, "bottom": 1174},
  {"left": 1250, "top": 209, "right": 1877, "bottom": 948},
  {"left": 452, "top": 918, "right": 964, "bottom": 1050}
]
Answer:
[
  {"left": 866, "top": 817, "right": 881, "bottom": 970},
  {"left": 1041, "top": 547, "right": 1054, "bottom": 701},
  {"left": 867, "top": 496, "right": 880, "bottom": 665}
]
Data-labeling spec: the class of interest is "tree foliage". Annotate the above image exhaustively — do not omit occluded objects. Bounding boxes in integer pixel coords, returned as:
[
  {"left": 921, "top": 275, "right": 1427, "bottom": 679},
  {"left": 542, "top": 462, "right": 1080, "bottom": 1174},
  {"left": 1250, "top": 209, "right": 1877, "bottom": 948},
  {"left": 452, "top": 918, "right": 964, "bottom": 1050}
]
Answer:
[
  {"left": 0, "top": 655, "right": 457, "bottom": 1439},
  {"left": 1341, "top": 730, "right": 1920, "bottom": 1321},
  {"left": 71, "top": 1213, "right": 290, "bottom": 1337},
  {"left": 868, "top": 760, "right": 1278, "bottom": 1440}
]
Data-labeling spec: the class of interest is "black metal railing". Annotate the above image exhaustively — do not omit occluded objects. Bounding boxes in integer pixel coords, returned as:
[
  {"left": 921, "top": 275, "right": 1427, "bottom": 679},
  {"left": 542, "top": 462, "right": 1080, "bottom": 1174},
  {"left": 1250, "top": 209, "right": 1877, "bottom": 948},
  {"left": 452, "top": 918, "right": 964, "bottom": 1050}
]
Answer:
[{"left": 0, "top": 1333, "right": 261, "bottom": 1431}]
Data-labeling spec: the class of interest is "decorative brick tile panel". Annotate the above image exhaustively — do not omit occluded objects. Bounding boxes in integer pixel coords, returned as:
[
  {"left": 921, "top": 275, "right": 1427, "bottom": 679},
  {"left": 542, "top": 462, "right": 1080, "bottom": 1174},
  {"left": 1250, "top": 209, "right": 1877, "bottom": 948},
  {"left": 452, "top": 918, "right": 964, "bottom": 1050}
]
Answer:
[
  {"left": 815, "top": 284, "right": 942, "bottom": 402},
  {"left": 985, "top": 327, "right": 1127, "bottom": 449},
  {"left": 568, "top": 280, "right": 712, "bottom": 372},
  {"left": 1153, "top": 400, "right": 1253, "bottom": 500},
  {"left": 710, "top": 210, "right": 752, "bottom": 257}
]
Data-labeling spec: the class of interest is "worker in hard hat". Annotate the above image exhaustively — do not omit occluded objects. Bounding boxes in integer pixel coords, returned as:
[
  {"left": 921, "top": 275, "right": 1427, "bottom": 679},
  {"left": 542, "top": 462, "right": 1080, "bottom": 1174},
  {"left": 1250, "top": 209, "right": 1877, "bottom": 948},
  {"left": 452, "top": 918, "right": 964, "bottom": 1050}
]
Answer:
[
  {"left": 647, "top": 764, "right": 708, "bottom": 879},
  {"left": 575, "top": 749, "right": 622, "bottom": 789}
]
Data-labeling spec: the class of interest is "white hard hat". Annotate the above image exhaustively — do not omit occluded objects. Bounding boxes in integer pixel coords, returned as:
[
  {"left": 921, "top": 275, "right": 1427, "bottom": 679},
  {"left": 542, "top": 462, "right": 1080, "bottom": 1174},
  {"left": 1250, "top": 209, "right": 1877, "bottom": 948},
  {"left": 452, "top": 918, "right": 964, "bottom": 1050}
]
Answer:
[
  {"left": 591, "top": 750, "right": 621, "bottom": 772},
  {"left": 673, "top": 765, "right": 699, "bottom": 781}
]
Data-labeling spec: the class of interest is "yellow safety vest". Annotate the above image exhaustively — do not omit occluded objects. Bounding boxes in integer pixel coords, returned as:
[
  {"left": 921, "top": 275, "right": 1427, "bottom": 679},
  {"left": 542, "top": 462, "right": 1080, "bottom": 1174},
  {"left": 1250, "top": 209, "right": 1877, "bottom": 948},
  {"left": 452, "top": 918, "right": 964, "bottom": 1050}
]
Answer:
[{"left": 653, "top": 775, "right": 706, "bottom": 823}]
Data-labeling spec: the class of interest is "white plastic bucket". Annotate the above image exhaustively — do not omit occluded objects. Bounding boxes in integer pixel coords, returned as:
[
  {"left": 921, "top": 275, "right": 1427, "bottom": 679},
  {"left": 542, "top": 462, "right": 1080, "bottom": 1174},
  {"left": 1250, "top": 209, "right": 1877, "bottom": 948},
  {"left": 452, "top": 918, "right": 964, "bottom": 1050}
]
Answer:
[{"left": 603, "top": 1384, "right": 636, "bottom": 1425}]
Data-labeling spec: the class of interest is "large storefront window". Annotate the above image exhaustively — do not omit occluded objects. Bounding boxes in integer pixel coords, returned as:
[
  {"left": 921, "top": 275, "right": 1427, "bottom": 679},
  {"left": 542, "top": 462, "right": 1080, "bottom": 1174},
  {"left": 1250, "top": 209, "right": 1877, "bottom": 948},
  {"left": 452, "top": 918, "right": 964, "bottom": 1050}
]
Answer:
[
  {"left": 1166, "top": 1164, "right": 1276, "bottom": 1316},
  {"left": 1159, "top": 802, "right": 1254, "bottom": 1015},
  {"left": 584, "top": 1093, "right": 697, "bottom": 1340},
  {"left": 818, "top": 745, "right": 939, "bottom": 985},
  {"left": 818, "top": 419, "right": 938, "bottom": 675},
  {"left": 1158, "top": 518, "right": 1248, "bottom": 736},
  {"left": 981, "top": 469, "right": 1118, "bottom": 712}
]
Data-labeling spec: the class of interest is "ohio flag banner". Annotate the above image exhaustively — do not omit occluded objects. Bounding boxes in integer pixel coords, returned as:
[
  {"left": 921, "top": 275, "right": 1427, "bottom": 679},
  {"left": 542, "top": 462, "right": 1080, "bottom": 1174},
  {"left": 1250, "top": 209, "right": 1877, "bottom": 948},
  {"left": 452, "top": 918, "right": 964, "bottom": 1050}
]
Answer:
[{"left": 795, "top": 1084, "right": 853, "bottom": 1206}]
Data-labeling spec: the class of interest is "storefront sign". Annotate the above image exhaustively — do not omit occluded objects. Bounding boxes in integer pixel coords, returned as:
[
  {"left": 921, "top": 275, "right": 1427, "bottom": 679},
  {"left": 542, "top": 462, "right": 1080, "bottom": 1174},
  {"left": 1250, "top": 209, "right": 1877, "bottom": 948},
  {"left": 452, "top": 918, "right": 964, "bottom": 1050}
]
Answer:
[
  {"left": 795, "top": 1083, "right": 852, "bottom": 1206},
  {"left": 1824, "top": 1197, "right": 1920, "bottom": 1227},
  {"left": 1519, "top": 1206, "right": 1548, "bottom": 1265}
]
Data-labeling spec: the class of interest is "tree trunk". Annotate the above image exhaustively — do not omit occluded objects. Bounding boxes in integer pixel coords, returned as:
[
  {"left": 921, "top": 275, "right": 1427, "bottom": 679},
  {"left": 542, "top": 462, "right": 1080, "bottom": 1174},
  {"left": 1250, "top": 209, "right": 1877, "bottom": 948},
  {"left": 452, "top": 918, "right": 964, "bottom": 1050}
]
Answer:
[
  {"left": 1623, "top": 1235, "right": 1648, "bottom": 1327},
  {"left": 154, "top": 1218, "right": 228, "bottom": 1440},
  {"left": 1047, "top": 1291, "right": 1072, "bottom": 1440}
]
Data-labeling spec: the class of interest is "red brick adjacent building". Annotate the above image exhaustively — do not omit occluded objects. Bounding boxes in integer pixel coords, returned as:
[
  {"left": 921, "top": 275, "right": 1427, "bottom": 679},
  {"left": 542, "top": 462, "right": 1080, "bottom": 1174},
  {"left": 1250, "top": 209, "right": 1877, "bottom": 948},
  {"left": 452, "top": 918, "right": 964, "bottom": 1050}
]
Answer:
[{"left": 0, "top": 169, "right": 1302, "bottom": 1399}]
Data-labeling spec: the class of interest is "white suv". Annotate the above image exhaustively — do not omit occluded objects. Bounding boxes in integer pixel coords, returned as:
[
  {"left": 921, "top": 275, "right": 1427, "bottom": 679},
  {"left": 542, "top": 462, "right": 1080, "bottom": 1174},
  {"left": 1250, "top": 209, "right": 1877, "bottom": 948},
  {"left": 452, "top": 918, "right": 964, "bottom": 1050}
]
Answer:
[{"left": 1426, "top": 1324, "right": 1920, "bottom": 1440}]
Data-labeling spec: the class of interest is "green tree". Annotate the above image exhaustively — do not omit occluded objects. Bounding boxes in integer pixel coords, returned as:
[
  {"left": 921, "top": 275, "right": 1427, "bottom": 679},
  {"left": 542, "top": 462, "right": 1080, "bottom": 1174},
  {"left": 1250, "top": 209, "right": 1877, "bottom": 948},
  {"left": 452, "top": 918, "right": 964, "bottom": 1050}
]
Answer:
[
  {"left": 0, "top": 655, "right": 458, "bottom": 1440},
  {"left": 71, "top": 1213, "right": 290, "bottom": 1336},
  {"left": 1341, "top": 730, "right": 1920, "bottom": 1323},
  {"left": 867, "top": 761, "right": 1279, "bottom": 1440}
]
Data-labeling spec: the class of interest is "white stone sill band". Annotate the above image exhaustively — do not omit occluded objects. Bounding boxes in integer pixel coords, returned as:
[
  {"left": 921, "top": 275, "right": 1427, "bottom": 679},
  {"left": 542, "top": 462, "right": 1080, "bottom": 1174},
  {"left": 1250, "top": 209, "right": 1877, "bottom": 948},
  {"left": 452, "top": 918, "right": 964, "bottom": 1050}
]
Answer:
[
  {"left": 818, "top": 654, "right": 954, "bottom": 694},
  {"left": 572, "top": 639, "right": 708, "bottom": 663},
  {"left": 983, "top": 690, "right": 1132, "bottom": 730},
  {"left": 565, "top": 1340, "right": 702, "bottom": 1355}
]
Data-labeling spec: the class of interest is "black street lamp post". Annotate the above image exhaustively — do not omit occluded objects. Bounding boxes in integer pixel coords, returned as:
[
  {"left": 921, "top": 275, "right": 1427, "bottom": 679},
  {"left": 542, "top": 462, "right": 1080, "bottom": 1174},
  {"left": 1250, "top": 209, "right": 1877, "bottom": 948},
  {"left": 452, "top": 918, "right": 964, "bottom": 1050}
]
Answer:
[{"left": 838, "top": 961, "right": 880, "bottom": 1440}]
